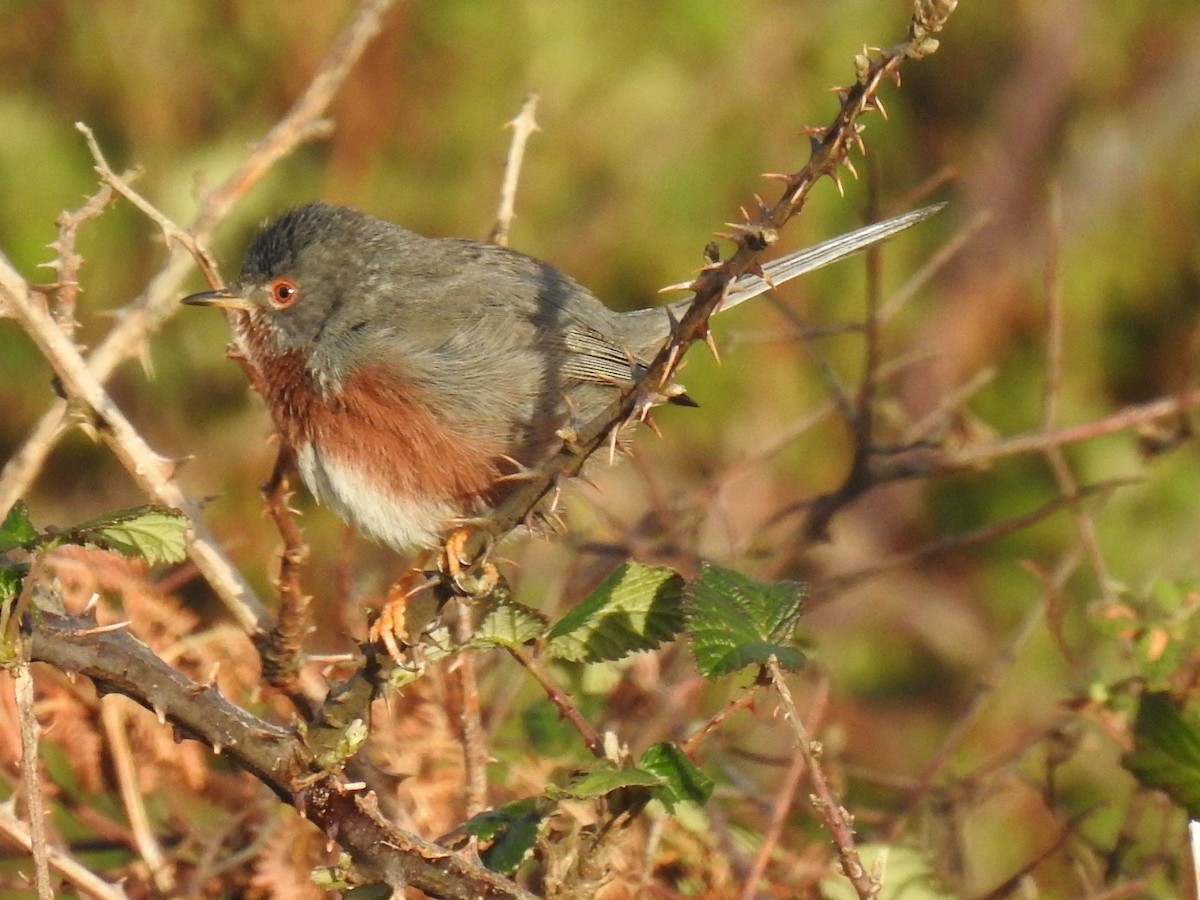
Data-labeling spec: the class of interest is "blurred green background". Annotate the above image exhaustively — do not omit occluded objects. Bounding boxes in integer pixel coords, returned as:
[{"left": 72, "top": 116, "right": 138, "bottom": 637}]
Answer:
[{"left": 2, "top": 1, "right": 1200, "bottom": 895}]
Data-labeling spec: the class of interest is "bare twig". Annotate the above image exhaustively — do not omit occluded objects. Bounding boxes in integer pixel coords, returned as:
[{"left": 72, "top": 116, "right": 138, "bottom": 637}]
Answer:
[
  {"left": 768, "top": 657, "right": 877, "bottom": 899},
  {"left": 452, "top": 602, "right": 489, "bottom": 818},
  {"left": 808, "top": 481, "right": 1130, "bottom": 601},
  {"left": 488, "top": 93, "right": 540, "bottom": 247},
  {"left": 257, "top": 445, "right": 315, "bottom": 705},
  {"left": 45, "top": 182, "right": 116, "bottom": 334},
  {"left": 0, "top": 258, "right": 269, "bottom": 635},
  {"left": 738, "top": 675, "right": 830, "bottom": 900},
  {"left": 0, "top": 799, "right": 129, "bottom": 900},
  {"left": 28, "top": 610, "right": 537, "bottom": 900},
  {"left": 13, "top": 658, "right": 53, "bottom": 900},
  {"left": 100, "top": 697, "right": 176, "bottom": 894},
  {"left": 508, "top": 645, "right": 602, "bottom": 756}
]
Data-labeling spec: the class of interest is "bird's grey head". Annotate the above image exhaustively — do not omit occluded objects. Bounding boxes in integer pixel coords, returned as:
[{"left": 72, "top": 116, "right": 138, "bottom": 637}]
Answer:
[{"left": 225, "top": 202, "right": 412, "bottom": 381}]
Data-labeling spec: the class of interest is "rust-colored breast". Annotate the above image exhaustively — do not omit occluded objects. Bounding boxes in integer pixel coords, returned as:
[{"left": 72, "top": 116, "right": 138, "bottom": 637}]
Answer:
[{"left": 239, "top": 318, "right": 500, "bottom": 509}]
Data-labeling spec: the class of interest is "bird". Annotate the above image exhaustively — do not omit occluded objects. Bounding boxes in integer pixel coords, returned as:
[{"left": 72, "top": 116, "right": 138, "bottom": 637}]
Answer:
[{"left": 183, "top": 201, "right": 940, "bottom": 555}]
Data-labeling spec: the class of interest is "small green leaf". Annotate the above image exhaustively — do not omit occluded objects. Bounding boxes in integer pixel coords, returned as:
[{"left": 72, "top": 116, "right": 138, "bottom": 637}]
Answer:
[
  {"left": 468, "top": 597, "right": 548, "bottom": 650},
  {"left": 72, "top": 505, "right": 190, "bottom": 565},
  {"left": 547, "top": 561, "right": 685, "bottom": 663},
  {"left": 558, "top": 761, "right": 663, "bottom": 800},
  {"left": 639, "top": 743, "right": 714, "bottom": 808},
  {"left": 0, "top": 502, "right": 37, "bottom": 553},
  {"left": 463, "top": 797, "right": 544, "bottom": 873},
  {"left": 1123, "top": 691, "right": 1200, "bottom": 817},
  {"left": 686, "top": 563, "right": 806, "bottom": 678},
  {"left": 0, "top": 567, "right": 23, "bottom": 605}
]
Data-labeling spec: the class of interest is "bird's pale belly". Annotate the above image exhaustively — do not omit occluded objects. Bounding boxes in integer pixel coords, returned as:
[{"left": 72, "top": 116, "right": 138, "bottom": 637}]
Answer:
[{"left": 295, "top": 441, "right": 456, "bottom": 549}]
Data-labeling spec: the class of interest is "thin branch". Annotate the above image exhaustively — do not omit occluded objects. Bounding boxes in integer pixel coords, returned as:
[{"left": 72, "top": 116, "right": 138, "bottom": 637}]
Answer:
[
  {"left": 488, "top": 93, "right": 540, "bottom": 247},
  {"left": 100, "top": 697, "right": 175, "bottom": 894},
  {"left": 508, "top": 645, "right": 602, "bottom": 756},
  {"left": 452, "top": 602, "right": 489, "bottom": 818},
  {"left": 257, "top": 444, "right": 315, "bottom": 707},
  {"left": 0, "top": 258, "right": 269, "bottom": 635},
  {"left": 13, "top": 657, "right": 53, "bottom": 900},
  {"left": 28, "top": 610, "right": 537, "bottom": 900},
  {"left": 0, "top": 800, "right": 129, "bottom": 900},
  {"left": 738, "top": 674, "right": 830, "bottom": 900},
  {"left": 768, "top": 658, "right": 877, "bottom": 899}
]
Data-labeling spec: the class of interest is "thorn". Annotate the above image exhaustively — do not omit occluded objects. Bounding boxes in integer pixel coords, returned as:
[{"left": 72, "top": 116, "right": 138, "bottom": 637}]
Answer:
[
  {"left": 843, "top": 157, "right": 859, "bottom": 181},
  {"left": 704, "top": 330, "right": 722, "bottom": 364},
  {"left": 761, "top": 171, "right": 793, "bottom": 182},
  {"left": 642, "top": 413, "right": 663, "bottom": 438},
  {"left": 830, "top": 170, "right": 845, "bottom": 197},
  {"left": 83, "top": 592, "right": 100, "bottom": 615},
  {"left": 204, "top": 662, "right": 221, "bottom": 688},
  {"left": 658, "top": 278, "right": 696, "bottom": 295}
]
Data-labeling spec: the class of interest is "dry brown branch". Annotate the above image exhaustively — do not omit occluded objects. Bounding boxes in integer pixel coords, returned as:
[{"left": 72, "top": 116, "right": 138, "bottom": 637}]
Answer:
[
  {"left": 0, "top": 799, "right": 129, "bottom": 900},
  {"left": 488, "top": 93, "right": 541, "bottom": 247},
  {"left": 0, "top": 260, "right": 269, "bottom": 634},
  {"left": 27, "top": 609, "right": 536, "bottom": 900},
  {"left": 257, "top": 445, "right": 315, "bottom": 705},
  {"left": 11, "top": 656, "right": 52, "bottom": 900},
  {"left": 99, "top": 696, "right": 175, "bottom": 894},
  {"left": 769, "top": 657, "right": 877, "bottom": 899}
]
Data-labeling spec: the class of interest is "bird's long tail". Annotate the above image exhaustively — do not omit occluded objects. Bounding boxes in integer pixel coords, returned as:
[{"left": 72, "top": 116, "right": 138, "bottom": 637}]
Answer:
[{"left": 666, "top": 202, "right": 944, "bottom": 317}]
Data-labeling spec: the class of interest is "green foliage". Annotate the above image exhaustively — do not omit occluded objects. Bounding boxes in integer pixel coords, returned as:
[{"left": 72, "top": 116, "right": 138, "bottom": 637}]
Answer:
[
  {"left": 1123, "top": 691, "right": 1200, "bottom": 818},
  {"left": 468, "top": 596, "right": 548, "bottom": 651},
  {"left": 58, "top": 506, "right": 191, "bottom": 566},
  {"left": 0, "top": 501, "right": 189, "bottom": 627},
  {"left": 464, "top": 742, "right": 712, "bottom": 874},
  {"left": 546, "top": 561, "right": 685, "bottom": 663},
  {"left": 638, "top": 742, "right": 714, "bottom": 809},
  {"left": 463, "top": 797, "right": 546, "bottom": 874},
  {"left": 0, "top": 501, "right": 37, "bottom": 552},
  {"left": 685, "top": 562, "right": 806, "bottom": 678}
]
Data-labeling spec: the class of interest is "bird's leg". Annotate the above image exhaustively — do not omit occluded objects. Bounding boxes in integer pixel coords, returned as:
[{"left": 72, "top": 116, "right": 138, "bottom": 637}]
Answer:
[
  {"left": 440, "top": 527, "right": 499, "bottom": 599},
  {"left": 368, "top": 568, "right": 438, "bottom": 663}
]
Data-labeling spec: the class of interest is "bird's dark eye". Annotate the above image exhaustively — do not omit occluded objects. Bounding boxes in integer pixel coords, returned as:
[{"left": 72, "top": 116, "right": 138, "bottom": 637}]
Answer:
[{"left": 268, "top": 278, "right": 299, "bottom": 309}]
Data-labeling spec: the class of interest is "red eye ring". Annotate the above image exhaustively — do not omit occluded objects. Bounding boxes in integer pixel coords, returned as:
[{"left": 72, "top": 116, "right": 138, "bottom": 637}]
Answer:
[{"left": 268, "top": 278, "right": 299, "bottom": 309}]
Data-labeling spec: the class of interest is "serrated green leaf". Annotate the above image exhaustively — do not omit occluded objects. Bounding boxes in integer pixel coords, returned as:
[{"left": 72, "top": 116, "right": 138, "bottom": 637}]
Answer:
[
  {"left": 686, "top": 562, "right": 806, "bottom": 678},
  {"left": 639, "top": 743, "right": 714, "bottom": 808},
  {"left": 0, "top": 502, "right": 37, "bottom": 553},
  {"left": 546, "top": 561, "right": 685, "bottom": 663},
  {"left": 559, "top": 761, "right": 663, "bottom": 800},
  {"left": 463, "top": 797, "right": 544, "bottom": 874},
  {"left": 1123, "top": 691, "right": 1200, "bottom": 817},
  {"left": 468, "top": 597, "right": 548, "bottom": 650},
  {"left": 72, "top": 505, "right": 190, "bottom": 565}
]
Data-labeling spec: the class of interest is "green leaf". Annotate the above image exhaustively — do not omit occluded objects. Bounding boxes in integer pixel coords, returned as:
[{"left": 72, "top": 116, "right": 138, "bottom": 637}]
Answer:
[
  {"left": 468, "top": 596, "right": 548, "bottom": 650},
  {"left": 462, "top": 797, "right": 544, "bottom": 873},
  {"left": 639, "top": 743, "right": 714, "bottom": 808},
  {"left": 0, "top": 502, "right": 37, "bottom": 553},
  {"left": 1123, "top": 691, "right": 1200, "bottom": 817},
  {"left": 685, "top": 562, "right": 806, "bottom": 678},
  {"left": 71, "top": 505, "right": 190, "bottom": 565},
  {"left": 558, "top": 761, "right": 663, "bottom": 800},
  {"left": 0, "top": 567, "right": 23, "bottom": 605},
  {"left": 547, "top": 561, "right": 685, "bottom": 663}
]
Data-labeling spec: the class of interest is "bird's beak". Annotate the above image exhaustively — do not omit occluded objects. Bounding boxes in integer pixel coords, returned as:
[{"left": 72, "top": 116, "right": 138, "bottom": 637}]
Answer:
[{"left": 181, "top": 287, "right": 255, "bottom": 311}]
